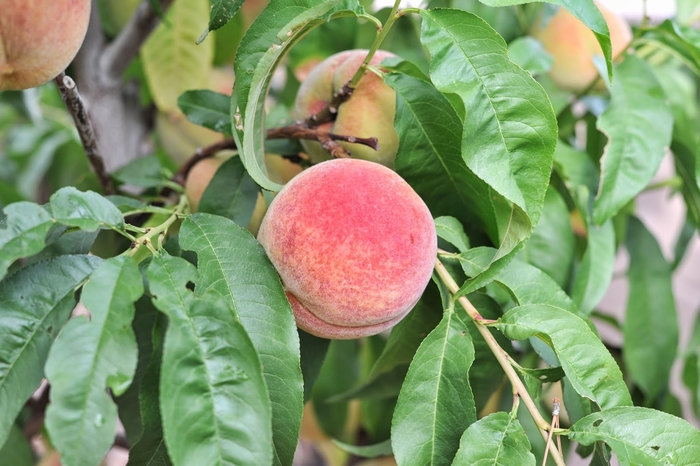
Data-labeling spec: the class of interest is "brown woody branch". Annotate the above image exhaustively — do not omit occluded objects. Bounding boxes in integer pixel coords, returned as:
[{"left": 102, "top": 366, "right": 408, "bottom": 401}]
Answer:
[
  {"left": 303, "top": 82, "right": 354, "bottom": 128},
  {"left": 55, "top": 72, "right": 116, "bottom": 194},
  {"left": 172, "top": 123, "right": 380, "bottom": 185}
]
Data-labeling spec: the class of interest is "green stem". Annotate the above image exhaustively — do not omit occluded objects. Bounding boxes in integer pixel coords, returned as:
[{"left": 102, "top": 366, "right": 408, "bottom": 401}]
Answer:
[
  {"left": 434, "top": 259, "right": 566, "bottom": 466},
  {"left": 645, "top": 176, "right": 682, "bottom": 192},
  {"left": 348, "top": 0, "right": 403, "bottom": 89},
  {"left": 122, "top": 205, "right": 180, "bottom": 217},
  {"left": 128, "top": 195, "right": 188, "bottom": 258}
]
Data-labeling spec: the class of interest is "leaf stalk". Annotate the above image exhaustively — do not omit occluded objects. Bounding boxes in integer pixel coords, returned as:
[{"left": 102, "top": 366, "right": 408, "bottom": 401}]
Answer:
[{"left": 434, "top": 259, "right": 566, "bottom": 466}]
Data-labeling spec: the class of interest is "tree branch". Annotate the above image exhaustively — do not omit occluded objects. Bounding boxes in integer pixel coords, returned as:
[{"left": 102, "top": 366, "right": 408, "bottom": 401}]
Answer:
[
  {"left": 304, "top": 82, "right": 354, "bottom": 128},
  {"left": 71, "top": 0, "right": 173, "bottom": 173},
  {"left": 100, "top": 0, "right": 175, "bottom": 82},
  {"left": 172, "top": 124, "right": 380, "bottom": 184},
  {"left": 55, "top": 72, "right": 116, "bottom": 194}
]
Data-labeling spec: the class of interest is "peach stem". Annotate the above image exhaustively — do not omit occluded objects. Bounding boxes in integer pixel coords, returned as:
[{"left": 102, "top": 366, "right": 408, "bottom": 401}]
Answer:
[{"left": 434, "top": 258, "right": 566, "bottom": 466}]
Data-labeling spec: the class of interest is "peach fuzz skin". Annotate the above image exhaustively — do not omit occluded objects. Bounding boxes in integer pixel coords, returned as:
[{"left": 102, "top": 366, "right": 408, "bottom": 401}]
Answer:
[
  {"left": 530, "top": 2, "right": 632, "bottom": 92},
  {"left": 0, "top": 0, "right": 91, "bottom": 90},
  {"left": 293, "top": 50, "right": 399, "bottom": 168},
  {"left": 257, "top": 159, "right": 437, "bottom": 340}
]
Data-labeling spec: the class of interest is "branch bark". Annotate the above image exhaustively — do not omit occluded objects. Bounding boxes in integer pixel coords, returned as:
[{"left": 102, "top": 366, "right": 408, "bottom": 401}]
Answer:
[
  {"left": 172, "top": 123, "right": 381, "bottom": 184},
  {"left": 55, "top": 72, "right": 115, "bottom": 194},
  {"left": 71, "top": 0, "right": 173, "bottom": 173}
]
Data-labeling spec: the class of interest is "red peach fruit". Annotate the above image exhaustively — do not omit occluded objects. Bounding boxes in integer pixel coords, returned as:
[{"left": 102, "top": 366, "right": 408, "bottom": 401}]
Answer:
[
  {"left": 0, "top": 0, "right": 91, "bottom": 90},
  {"left": 257, "top": 158, "right": 437, "bottom": 339}
]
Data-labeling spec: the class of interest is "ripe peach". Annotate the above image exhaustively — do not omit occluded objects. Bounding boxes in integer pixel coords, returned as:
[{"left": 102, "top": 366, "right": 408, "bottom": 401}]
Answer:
[
  {"left": 293, "top": 50, "right": 399, "bottom": 168},
  {"left": 531, "top": 2, "right": 632, "bottom": 92},
  {"left": 257, "top": 159, "right": 437, "bottom": 340},
  {"left": 0, "top": 0, "right": 91, "bottom": 91}
]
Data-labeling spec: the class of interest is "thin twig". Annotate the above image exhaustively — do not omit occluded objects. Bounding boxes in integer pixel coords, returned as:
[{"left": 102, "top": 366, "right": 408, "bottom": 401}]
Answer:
[
  {"left": 434, "top": 259, "right": 566, "bottom": 466},
  {"left": 304, "top": 83, "right": 354, "bottom": 128},
  {"left": 543, "top": 397, "right": 561, "bottom": 466},
  {"left": 172, "top": 124, "right": 380, "bottom": 184},
  {"left": 269, "top": 124, "right": 379, "bottom": 151},
  {"left": 172, "top": 138, "right": 237, "bottom": 185},
  {"left": 55, "top": 72, "right": 116, "bottom": 194}
]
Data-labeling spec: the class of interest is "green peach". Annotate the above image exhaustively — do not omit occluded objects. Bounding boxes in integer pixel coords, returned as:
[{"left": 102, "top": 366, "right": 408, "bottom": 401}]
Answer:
[
  {"left": 293, "top": 50, "right": 399, "bottom": 168},
  {"left": 257, "top": 158, "right": 436, "bottom": 340}
]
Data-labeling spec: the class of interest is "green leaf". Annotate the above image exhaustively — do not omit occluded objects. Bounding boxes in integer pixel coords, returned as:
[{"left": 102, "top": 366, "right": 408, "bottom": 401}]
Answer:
[
  {"left": 682, "top": 308, "right": 700, "bottom": 418},
  {"left": 624, "top": 217, "right": 679, "bottom": 401},
  {"left": 299, "top": 330, "right": 330, "bottom": 403},
  {"left": 388, "top": 71, "right": 501, "bottom": 247},
  {"left": 369, "top": 281, "right": 443, "bottom": 379},
  {"left": 421, "top": 8, "right": 556, "bottom": 226},
  {"left": 571, "top": 216, "right": 616, "bottom": 315},
  {"left": 494, "top": 258, "right": 584, "bottom": 319},
  {"left": 0, "top": 425, "right": 33, "bottom": 466},
  {"left": 479, "top": 0, "right": 613, "bottom": 82},
  {"left": 435, "top": 216, "right": 470, "bottom": 253},
  {"left": 178, "top": 213, "right": 302, "bottom": 466},
  {"left": 641, "top": 20, "right": 700, "bottom": 76},
  {"left": 507, "top": 36, "right": 553, "bottom": 76},
  {"left": 459, "top": 293, "right": 509, "bottom": 413},
  {"left": 127, "top": 308, "right": 172, "bottom": 466},
  {"left": 593, "top": 55, "right": 673, "bottom": 225},
  {"left": 392, "top": 310, "right": 476, "bottom": 466},
  {"left": 197, "top": 0, "right": 245, "bottom": 44},
  {"left": 672, "top": 218, "right": 696, "bottom": 270},
  {"left": 113, "top": 156, "right": 165, "bottom": 189},
  {"left": 495, "top": 304, "right": 632, "bottom": 410},
  {"left": 313, "top": 340, "right": 360, "bottom": 439},
  {"left": 519, "top": 186, "right": 574, "bottom": 288},
  {"left": 232, "top": 0, "right": 365, "bottom": 191},
  {"left": 142, "top": 0, "right": 214, "bottom": 113},
  {"left": 0, "top": 255, "right": 101, "bottom": 447},
  {"left": 0, "top": 201, "right": 53, "bottom": 280},
  {"left": 178, "top": 90, "right": 232, "bottom": 135},
  {"left": 569, "top": 407, "right": 700, "bottom": 464},
  {"left": 653, "top": 63, "right": 699, "bottom": 153},
  {"left": 24, "top": 229, "right": 98, "bottom": 267},
  {"left": 45, "top": 256, "right": 144, "bottom": 466},
  {"left": 198, "top": 156, "right": 259, "bottom": 227},
  {"left": 327, "top": 365, "right": 407, "bottom": 403},
  {"left": 677, "top": 1, "right": 700, "bottom": 25},
  {"left": 50, "top": 187, "right": 125, "bottom": 231},
  {"left": 332, "top": 439, "right": 393, "bottom": 458},
  {"left": 115, "top": 297, "right": 160, "bottom": 446},
  {"left": 419, "top": 8, "right": 557, "bottom": 283},
  {"left": 674, "top": 141, "right": 700, "bottom": 229},
  {"left": 452, "top": 412, "right": 535, "bottom": 465},
  {"left": 553, "top": 142, "right": 599, "bottom": 195},
  {"left": 108, "top": 195, "right": 148, "bottom": 214},
  {"left": 148, "top": 253, "right": 272, "bottom": 466}
]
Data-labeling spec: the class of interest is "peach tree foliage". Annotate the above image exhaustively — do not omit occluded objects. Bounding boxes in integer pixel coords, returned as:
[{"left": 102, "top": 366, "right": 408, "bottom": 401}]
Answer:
[{"left": 1, "top": 0, "right": 700, "bottom": 465}]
